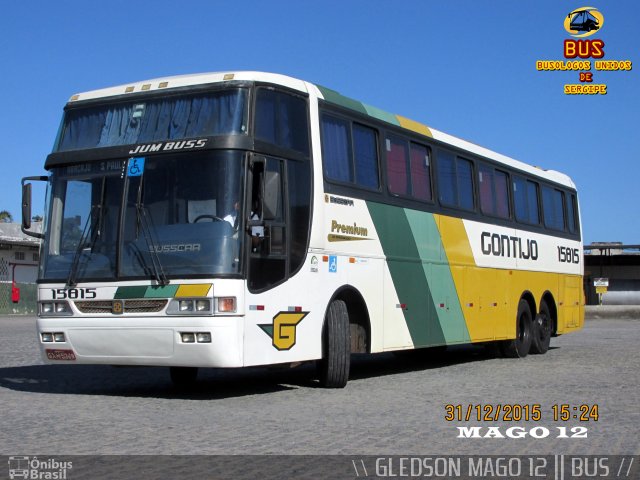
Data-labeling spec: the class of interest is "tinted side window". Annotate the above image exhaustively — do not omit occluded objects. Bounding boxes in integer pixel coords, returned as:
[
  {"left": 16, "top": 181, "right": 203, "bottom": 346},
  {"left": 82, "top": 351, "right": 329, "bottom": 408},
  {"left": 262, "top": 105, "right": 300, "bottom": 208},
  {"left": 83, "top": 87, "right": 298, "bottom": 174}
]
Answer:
[
  {"left": 386, "top": 135, "right": 409, "bottom": 196},
  {"left": 321, "top": 115, "right": 380, "bottom": 190},
  {"left": 457, "top": 158, "right": 474, "bottom": 210},
  {"left": 437, "top": 150, "right": 474, "bottom": 210},
  {"left": 410, "top": 143, "right": 432, "bottom": 201},
  {"left": 353, "top": 124, "right": 379, "bottom": 189},
  {"left": 567, "top": 193, "right": 579, "bottom": 234},
  {"left": 542, "top": 186, "right": 565, "bottom": 231},
  {"left": 256, "top": 89, "right": 309, "bottom": 155},
  {"left": 437, "top": 150, "right": 457, "bottom": 206},
  {"left": 479, "top": 165, "right": 510, "bottom": 218},
  {"left": 479, "top": 165, "right": 494, "bottom": 214},
  {"left": 494, "top": 170, "right": 510, "bottom": 218},
  {"left": 514, "top": 176, "right": 540, "bottom": 225},
  {"left": 321, "top": 115, "right": 352, "bottom": 183},
  {"left": 288, "top": 159, "right": 311, "bottom": 274}
]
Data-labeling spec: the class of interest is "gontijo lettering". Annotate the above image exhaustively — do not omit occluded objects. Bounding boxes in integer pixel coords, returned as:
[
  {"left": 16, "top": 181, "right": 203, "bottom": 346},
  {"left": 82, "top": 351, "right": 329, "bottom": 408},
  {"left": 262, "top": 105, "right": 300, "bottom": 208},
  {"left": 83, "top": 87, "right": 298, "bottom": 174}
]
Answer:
[{"left": 480, "top": 232, "right": 539, "bottom": 260}]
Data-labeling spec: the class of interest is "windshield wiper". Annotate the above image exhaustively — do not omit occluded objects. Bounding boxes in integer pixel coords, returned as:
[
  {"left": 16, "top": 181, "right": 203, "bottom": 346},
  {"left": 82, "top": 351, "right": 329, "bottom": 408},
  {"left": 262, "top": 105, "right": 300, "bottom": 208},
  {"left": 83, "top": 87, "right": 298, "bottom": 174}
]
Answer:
[
  {"left": 134, "top": 175, "right": 169, "bottom": 286},
  {"left": 67, "top": 176, "right": 107, "bottom": 287},
  {"left": 66, "top": 204, "right": 101, "bottom": 287}
]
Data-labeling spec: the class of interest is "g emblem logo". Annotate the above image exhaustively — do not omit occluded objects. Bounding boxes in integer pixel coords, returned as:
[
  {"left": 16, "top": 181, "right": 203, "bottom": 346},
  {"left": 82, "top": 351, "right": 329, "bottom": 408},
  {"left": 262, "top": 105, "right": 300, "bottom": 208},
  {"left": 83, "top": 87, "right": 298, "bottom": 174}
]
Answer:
[
  {"left": 112, "top": 300, "right": 124, "bottom": 315},
  {"left": 258, "top": 311, "right": 308, "bottom": 350}
]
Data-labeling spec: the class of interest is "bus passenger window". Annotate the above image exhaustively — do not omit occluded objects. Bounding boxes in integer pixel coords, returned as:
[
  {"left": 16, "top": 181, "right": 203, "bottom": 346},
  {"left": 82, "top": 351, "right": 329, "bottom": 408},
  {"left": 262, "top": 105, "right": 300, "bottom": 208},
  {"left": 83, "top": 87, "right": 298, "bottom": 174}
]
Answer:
[
  {"left": 386, "top": 135, "right": 409, "bottom": 196},
  {"left": 542, "top": 186, "right": 565, "bottom": 231},
  {"left": 567, "top": 194, "right": 579, "bottom": 234},
  {"left": 255, "top": 89, "right": 309, "bottom": 155},
  {"left": 321, "top": 115, "right": 352, "bottom": 183},
  {"left": 437, "top": 151, "right": 474, "bottom": 210},
  {"left": 410, "top": 143, "right": 432, "bottom": 201},
  {"left": 479, "top": 166, "right": 509, "bottom": 218},
  {"left": 353, "top": 124, "right": 379, "bottom": 189},
  {"left": 514, "top": 176, "right": 540, "bottom": 225}
]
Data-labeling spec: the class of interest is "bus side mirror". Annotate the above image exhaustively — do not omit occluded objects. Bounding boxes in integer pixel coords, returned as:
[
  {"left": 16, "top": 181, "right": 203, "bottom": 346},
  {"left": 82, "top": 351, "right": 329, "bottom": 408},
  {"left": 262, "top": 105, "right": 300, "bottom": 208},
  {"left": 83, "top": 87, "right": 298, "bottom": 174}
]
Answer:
[
  {"left": 22, "top": 183, "right": 32, "bottom": 230},
  {"left": 263, "top": 171, "right": 280, "bottom": 221},
  {"left": 21, "top": 176, "right": 47, "bottom": 239}
]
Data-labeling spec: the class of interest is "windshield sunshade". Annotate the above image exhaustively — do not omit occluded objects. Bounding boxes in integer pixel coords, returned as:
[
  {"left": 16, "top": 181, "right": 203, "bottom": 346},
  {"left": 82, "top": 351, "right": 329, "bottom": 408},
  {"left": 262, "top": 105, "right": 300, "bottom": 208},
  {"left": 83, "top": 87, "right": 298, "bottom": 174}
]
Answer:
[{"left": 56, "top": 88, "right": 248, "bottom": 152}]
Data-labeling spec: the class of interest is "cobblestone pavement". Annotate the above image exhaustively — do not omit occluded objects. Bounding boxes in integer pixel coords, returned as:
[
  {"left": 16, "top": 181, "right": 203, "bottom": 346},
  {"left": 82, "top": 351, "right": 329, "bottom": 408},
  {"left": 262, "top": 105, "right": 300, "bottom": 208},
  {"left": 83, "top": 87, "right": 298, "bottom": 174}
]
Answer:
[{"left": 0, "top": 316, "right": 638, "bottom": 456}]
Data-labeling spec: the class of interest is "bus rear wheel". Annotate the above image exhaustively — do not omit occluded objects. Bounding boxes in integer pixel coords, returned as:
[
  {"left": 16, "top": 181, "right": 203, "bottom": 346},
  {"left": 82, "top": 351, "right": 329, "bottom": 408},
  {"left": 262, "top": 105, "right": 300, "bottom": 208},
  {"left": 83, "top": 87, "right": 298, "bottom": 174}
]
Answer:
[
  {"left": 501, "top": 300, "right": 533, "bottom": 358},
  {"left": 169, "top": 366, "right": 198, "bottom": 386},
  {"left": 530, "top": 302, "right": 552, "bottom": 354},
  {"left": 318, "top": 299, "right": 351, "bottom": 388}
]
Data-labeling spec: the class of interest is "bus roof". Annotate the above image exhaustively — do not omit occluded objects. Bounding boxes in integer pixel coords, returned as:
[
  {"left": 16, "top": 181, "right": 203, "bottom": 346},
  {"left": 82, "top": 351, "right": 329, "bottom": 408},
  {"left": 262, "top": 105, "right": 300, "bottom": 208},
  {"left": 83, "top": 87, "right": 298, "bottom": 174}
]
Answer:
[{"left": 68, "top": 71, "right": 575, "bottom": 189}]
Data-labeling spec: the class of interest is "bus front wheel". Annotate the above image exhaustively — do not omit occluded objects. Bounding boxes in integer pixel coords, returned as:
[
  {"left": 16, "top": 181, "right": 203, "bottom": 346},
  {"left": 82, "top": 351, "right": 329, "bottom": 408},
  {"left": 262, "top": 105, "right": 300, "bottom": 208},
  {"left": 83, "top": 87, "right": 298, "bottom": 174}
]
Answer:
[
  {"left": 318, "top": 299, "right": 351, "bottom": 388},
  {"left": 501, "top": 300, "right": 533, "bottom": 358}
]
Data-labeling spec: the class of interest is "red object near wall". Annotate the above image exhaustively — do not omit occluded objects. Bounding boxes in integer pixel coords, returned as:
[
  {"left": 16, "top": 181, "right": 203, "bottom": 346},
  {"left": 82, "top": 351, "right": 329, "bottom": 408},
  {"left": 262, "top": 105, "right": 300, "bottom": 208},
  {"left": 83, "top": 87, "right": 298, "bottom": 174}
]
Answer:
[{"left": 12, "top": 285, "right": 20, "bottom": 303}]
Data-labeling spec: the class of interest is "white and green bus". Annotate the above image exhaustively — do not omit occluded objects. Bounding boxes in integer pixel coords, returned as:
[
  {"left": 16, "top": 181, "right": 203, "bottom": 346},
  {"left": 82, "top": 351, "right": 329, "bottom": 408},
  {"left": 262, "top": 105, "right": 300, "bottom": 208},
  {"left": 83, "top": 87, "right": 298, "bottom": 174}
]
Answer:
[{"left": 22, "top": 72, "right": 584, "bottom": 388}]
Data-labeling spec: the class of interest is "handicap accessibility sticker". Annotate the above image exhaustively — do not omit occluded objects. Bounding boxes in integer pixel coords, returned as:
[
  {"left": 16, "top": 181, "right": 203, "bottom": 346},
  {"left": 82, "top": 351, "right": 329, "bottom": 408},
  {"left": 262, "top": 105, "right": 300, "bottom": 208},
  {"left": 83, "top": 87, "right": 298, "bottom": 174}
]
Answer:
[
  {"left": 127, "top": 157, "right": 145, "bottom": 177},
  {"left": 328, "top": 255, "right": 337, "bottom": 273}
]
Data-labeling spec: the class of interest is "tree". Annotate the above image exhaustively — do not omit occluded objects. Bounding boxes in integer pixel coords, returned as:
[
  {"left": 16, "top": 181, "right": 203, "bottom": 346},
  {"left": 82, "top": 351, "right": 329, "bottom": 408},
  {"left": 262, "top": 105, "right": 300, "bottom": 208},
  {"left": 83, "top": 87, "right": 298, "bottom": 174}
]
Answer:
[{"left": 0, "top": 210, "right": 13, "bottom": 223}]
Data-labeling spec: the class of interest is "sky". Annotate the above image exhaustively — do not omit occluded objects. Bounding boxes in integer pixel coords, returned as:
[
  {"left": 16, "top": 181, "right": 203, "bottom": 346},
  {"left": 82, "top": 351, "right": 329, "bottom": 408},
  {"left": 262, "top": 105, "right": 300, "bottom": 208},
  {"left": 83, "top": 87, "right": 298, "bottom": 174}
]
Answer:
[{"left": 1, "top": 0, "right": 637, "bottom": 244}]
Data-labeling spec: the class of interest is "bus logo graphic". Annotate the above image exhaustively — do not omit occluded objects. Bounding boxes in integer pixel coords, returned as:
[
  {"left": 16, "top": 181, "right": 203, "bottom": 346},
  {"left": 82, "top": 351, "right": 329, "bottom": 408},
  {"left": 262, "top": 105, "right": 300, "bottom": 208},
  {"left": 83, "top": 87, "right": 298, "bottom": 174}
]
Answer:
[
  {"left": 564, "top": 7, "right": 604, "bottom": 37},
  {"left": 8, "top": 457, "right": 29, "bottom": 479},
  {"left": 112, "top": 300, "right": 124, "bottom": 314},
  {"left": 258, "top": 311, "right": 308, "bottom": 350}
]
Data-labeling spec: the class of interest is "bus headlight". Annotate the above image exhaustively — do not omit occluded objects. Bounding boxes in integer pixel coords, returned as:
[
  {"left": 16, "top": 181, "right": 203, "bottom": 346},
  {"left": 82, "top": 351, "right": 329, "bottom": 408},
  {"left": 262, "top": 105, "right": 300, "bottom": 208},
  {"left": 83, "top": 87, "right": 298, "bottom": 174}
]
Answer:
[
  {"left": 39, "top": 301, "right": 72, "bottom": 316},
  {"left": 196, "top": 332, "right": 212, "bottom": 343},
  {"left": 195, "top": 299, "right": 211, "bottom": 312},
  {"left": 179, "top": 300, "right": 194, "bottom": 312},
  {"left": 180, "top": 332, "right": 196, "bottom": 343},
  {"left": 167, "top": 298, "right": 212, "bottom": 315}
]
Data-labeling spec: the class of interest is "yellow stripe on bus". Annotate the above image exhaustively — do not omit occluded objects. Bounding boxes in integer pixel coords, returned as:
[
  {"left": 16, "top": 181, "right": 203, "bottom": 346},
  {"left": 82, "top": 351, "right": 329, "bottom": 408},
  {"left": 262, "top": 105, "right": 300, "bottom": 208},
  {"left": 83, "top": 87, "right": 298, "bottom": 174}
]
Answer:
[
  {"left": 396, "top": 115, "right": 433, "bottom": 138},
  {"left": 435, "top": 215, "right": 583, "bottom": 342},
  {"left": 175, "top": 284, "right": 212, "bottom": 297}
]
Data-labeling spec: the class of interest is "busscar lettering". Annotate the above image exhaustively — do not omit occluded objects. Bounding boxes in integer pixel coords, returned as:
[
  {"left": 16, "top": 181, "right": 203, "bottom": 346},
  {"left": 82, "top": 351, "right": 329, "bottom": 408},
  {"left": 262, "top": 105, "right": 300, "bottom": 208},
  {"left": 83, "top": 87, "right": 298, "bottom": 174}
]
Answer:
[
  {"left": 150, "top": 244, "right": 202, "bottom": 254},
  {"left": 480, "top": 232, "right": 538, "bottom": 260},
  {"left": 129, "top": 138, "right": 207, "bottom": 155}
]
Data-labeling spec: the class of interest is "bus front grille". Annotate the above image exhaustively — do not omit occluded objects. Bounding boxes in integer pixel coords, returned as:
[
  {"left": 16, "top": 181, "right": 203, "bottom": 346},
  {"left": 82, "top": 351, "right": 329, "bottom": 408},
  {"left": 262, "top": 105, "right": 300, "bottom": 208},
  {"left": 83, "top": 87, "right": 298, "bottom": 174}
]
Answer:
[{"left": 74, "top": 299, "right": 168, "bottom": 314}]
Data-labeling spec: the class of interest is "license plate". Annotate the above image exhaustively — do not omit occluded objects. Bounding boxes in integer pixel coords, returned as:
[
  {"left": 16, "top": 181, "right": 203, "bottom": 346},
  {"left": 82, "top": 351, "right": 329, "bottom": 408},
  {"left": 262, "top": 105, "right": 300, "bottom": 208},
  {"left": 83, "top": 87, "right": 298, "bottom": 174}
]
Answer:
[{"left": 46, "top": 349, "right": 76, "bottom": 361}]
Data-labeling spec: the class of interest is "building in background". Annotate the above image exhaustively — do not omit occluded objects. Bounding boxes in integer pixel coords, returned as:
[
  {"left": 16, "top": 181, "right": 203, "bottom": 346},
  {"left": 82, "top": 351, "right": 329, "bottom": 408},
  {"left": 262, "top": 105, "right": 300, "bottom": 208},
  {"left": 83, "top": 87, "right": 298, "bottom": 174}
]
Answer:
[
  {"left": 584, "top": 243, "right": 640, "bottom": 305},
  {"left": 0, "top": 222, "right": 41, "bottom": 314}
]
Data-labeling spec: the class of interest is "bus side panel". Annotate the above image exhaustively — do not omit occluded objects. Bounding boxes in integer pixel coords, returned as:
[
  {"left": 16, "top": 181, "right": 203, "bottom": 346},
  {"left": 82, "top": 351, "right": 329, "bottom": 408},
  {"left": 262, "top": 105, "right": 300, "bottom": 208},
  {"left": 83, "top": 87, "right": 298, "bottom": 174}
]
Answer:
[
  {"left": 243, "top": 266, "right": 327, "bottom": 367},
  {"left": 436, "top": 214, "right": 511, "bottom": 343},
  {"left": 367, "top": 203, "right": 470, "bottom": 350},
  {"left": 558, "top": 274, "right": 584, "bottom": 333}
]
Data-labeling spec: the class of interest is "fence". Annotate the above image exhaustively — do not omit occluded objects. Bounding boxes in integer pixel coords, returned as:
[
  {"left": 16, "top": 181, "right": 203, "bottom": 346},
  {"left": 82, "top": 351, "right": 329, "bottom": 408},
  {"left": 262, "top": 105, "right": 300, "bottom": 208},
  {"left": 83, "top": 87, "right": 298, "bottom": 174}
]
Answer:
[{"left": 0, "top": 257, "right": 37, "bottom": 314}]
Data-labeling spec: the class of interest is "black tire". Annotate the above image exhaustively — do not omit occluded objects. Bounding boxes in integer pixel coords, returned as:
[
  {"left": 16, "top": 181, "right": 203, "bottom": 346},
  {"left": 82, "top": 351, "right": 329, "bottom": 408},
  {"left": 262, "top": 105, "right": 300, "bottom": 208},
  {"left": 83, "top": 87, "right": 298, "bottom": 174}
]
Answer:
[
  {"left": 169, "top": 366, "right": 198, "bottom": 386},
  {"left": 501, "top": 299, "right": 533, "bottom": 358},
  {"left": 530, "top": 302, "right": 552, "bottom": 354},
  {"left": 318, "top": 299, "right": 351, "bottom": 388}
]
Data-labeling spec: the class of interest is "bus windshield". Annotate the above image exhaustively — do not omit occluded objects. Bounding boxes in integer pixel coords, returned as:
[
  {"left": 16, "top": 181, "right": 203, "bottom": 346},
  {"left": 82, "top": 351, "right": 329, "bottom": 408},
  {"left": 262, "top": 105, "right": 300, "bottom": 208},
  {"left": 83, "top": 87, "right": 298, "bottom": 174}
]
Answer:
[
  {"left": 56, "top": 88, "right": 248, "bottom": 152},
  {"left": 40, "top": 150, "right": 246, "bottom": 282}
]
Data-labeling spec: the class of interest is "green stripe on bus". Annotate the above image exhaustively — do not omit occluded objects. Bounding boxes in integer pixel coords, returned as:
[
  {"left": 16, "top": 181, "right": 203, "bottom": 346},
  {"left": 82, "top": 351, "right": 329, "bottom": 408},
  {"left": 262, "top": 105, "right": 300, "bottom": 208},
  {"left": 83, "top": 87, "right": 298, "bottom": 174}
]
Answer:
[
  {"left": 316, "top": 85, "right": 368, "bottom": 115},
  {"left": 144, "top": 285, "right": 179, "bottom": 298},
  {"left": 114, "top": 286, "right": 148, "bottom": 299},
  {"left": 363, "top": 104, "right": 400, "bottom": 126},
  {"left": 404, "top": 211, "right": 470, "bottom": 344},
  {"left": 367, "top": 202, "right": 446, "bottom": 347}
]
